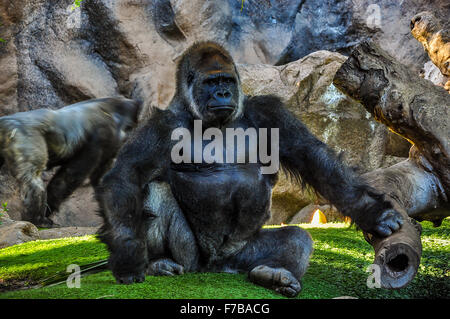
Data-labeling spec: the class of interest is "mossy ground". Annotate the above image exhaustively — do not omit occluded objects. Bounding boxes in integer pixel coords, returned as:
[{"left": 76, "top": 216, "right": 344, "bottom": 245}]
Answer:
[{"left": 0, "top": 220, "right": 448, "bottom": 299}]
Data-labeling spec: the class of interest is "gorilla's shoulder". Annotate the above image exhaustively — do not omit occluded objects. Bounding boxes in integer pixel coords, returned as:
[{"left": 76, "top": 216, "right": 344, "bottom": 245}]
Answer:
[
  {"left": 141, "top": 106, "right": 187, "bottom": 131},
  {"left": 244, "top": 94, "right": 286, "bottom": 120},
  {"left": 144, "top": 107, "right": 175, "bottom": 123},
  {"left": 245, "top": 95, "right": 284, "bottom": 110},
  {"left": 243, "top": 94, "right": 297, "bottom": 129},
  {"left": 246, "top": 94, "right": 283, "bottom": 105}
]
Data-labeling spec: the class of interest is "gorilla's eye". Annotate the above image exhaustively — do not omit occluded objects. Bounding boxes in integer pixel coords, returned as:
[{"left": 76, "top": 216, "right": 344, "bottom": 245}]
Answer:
[
  {"left": 223, "top": 77, "right": 235, "bottom": 84},
  {"left": 204, "top": 76, "right": 235, "bottom": 86},
  {"left": 204, "top": 78, "right": 217, "bottom": 86}
]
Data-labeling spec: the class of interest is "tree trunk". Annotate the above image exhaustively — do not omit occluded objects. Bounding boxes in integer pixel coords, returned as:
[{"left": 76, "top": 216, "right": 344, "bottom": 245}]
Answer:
[
  {"left": 362, "top": 163, "right": 423, "bottom": 289},
  {"left": 333, "top": 39, "right": 450, "bottom": 288},
  {"left": 334, "top": 40, "right": 449, "bottom": 199}
]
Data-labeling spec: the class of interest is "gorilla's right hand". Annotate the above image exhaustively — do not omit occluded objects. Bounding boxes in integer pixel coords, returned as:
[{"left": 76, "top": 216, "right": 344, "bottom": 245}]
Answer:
[{"left": 108, "top": 237, "right": 148, "bottom": 284}]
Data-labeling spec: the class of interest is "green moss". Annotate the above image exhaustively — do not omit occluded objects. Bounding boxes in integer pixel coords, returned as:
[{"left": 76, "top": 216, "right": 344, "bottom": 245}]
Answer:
[
  {"left": 0, "top": 220, "right": 448, "bottom": 299},
  {"left": 0, "top": 236, "right": 108, "bottom": 284}
]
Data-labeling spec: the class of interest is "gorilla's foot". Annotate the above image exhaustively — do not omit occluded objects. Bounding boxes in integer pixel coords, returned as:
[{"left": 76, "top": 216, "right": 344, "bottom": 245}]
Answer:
[
  {"left": 249, "top": 265, "right": 301, "bottom": 297},
  {"left": 116, "top": 272, "right": 146, "bottom": 284},
  {"left": 147, "top": 258, "right": 185, "bottom": 276}
]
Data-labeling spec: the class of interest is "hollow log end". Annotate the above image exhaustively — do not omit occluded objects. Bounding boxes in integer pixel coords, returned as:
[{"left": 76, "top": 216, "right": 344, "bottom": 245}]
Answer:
[{"left": 374, "top": 242, "right": 421, "bottom": 289}]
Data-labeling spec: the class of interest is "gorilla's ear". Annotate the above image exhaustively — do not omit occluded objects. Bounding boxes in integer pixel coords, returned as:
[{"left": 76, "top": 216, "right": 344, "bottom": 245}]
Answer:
[{"left": 186, "top": 71, "right": 195, "bottom": 86}]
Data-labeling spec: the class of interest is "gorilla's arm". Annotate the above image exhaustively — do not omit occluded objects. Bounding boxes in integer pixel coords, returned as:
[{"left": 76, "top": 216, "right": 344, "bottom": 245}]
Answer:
[
  {"left": 246, "top": 95, "right": 403, "bottom": 237},
  {"left": 96, "top": 109, "right": 173, "bottom": 283}
]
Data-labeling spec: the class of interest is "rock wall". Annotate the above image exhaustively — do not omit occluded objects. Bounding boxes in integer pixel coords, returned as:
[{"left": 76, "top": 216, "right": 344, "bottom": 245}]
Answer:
[
  {"left": 0, "top": 0, "right": 448, "bottom": 226},
  {"left": 2, "top": 0, "right": 449, "bottom": 114}
]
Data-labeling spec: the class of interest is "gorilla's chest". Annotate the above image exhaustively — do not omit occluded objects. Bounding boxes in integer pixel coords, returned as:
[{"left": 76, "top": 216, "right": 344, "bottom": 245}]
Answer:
[
  {"left": 169, "top": 163, "right": 273, "bottom": 219},
  {"left": 168, "top": 119, "right": 275, "bottom": 220},
  {"left": 165, "top": 119, "right": 278, "bottom": 262},
  {"left": 168, "top": 162, "right": 274, "bottom": 261}
]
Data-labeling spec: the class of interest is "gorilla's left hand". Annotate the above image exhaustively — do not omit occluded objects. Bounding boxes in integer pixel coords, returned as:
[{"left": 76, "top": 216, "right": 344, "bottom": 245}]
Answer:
[
  {"left": 356, "top": 204, "right": 404, "bottom": 238},
  {"left": 371, "top": 208, "right": 404, "bottom": 237}
]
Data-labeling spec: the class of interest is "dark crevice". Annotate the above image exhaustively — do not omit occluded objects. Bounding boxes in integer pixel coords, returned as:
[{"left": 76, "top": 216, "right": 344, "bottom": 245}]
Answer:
[
  {"left": 34, "top": 59, "right": 92, "bottom": 105},
  {"left": 387, "top": 254, "right": 409, "bottom": 273}
]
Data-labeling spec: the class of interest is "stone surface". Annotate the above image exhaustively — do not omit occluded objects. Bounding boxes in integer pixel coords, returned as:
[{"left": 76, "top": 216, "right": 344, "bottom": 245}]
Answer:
[
  {"left": 422, "top": 61, "right": 449, "bottom": 89},
  {"left": 38, "top": 226, "right": 99, "bottom": 240},
  {"left": 0, "top": 170, "right": 23, "bottom": 222},
  {"left": 1, "top": 0, "right": 449, "bottom": 115},
  {"left": 267, "top": 171, "right": 313, "bottom": 225},
  {"left": 0, "top": 210, "right": 12, "bottom": 225},
  {"left": 0, "top": 221, "right": 40, "bottom": 249},
  {"left": 51, "top": 186, "right": 102, "bottom": 227},
  {"left": 0, "top": 210, "right": 97, "bottom": 248},
  {"left": 1, "top": 171, "right": 102, "bottom": 227}
]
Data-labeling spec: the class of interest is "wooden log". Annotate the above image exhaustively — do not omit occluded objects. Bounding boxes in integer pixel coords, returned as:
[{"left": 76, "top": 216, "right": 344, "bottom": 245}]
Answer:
[
  {"left": 333, "top": 40, "right": 449, "bottom": 196},
  {"left": 362, "top": 204, "right": 422, "bottom": 289},
  {"left": 362, "top": 162, "right": 423, "bottom": 289},
  {"left": 364, "top": 149, "right": 449, "bottom": 226},
  {"left": 333, "top": 40, "right": 450, "bottom": 288}
]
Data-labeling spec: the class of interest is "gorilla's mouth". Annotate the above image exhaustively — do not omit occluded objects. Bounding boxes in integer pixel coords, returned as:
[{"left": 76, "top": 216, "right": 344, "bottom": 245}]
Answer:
[{"left": 207, "top": 105, "right": 235, "bottom": 111}]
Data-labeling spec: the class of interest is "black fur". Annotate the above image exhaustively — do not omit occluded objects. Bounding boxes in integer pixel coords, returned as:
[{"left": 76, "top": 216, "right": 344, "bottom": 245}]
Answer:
[
  {"left": 0, "top": 97, "right": 140, "bottom": 227},
  {"left": 97, "top": 42, "right": 403, "bottom": 296}
]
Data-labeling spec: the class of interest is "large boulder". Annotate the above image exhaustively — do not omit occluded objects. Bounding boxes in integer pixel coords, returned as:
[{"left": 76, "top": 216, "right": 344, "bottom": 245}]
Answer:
[
  {"left": 0, "top": 209, "right": 98, "bottom": 248},
  {"left": 51, "top": 186, "right": 102, "bottom": 227},
  {"left": 38, "top": 227, "right": 99, "bottom": 240},
  {"left": 0, "top": 212, "right": 40, "bottom": 249}
]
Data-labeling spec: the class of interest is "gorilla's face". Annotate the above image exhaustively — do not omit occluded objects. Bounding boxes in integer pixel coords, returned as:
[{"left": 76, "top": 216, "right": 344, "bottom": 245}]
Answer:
[
  {"left": 179, "top": 44, "right": 244, "bottom": 126},
  {"left": 110, "top": 99, "right": 140, "bottom": 142},
  {"left": 115, "top": 114, "right": 137, "bottom": 142},
  {"left": 192, "top": 71, "right": 240, "bottom": 125}
]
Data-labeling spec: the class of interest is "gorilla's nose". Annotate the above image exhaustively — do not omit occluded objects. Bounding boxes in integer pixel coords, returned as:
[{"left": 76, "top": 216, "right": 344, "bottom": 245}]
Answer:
[{"left": 214, "top": 90, "right": 232, "bottom": 105}]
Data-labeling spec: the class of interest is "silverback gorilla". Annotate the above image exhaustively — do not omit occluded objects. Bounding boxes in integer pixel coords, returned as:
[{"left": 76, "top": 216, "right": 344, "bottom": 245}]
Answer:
[
  {"left": 97, "top": 42, "right": 403, "bottom": 297},
  {"left": 0, "top": 97, "right": 140, "bottom": 227}
]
